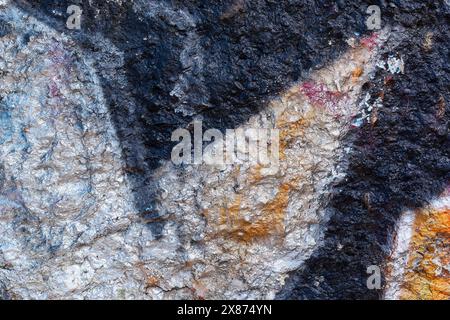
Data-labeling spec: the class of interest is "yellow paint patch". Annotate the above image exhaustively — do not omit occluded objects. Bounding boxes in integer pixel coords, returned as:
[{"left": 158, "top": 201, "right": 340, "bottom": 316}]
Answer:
[
  {"left": 400, "top": 207, "right": 450, "bottom": 300},
  {"left": 352, "top": 66, "right": 364, "bottom": 82},
  {"left": 248, "top": 164, "right": 263, "bottom": 184},
  {"left": 277, "top": 109, "right": 316, "bottom": 160},
  {"left": 210, "top": 182, "right": 292, "bottom": 243}
]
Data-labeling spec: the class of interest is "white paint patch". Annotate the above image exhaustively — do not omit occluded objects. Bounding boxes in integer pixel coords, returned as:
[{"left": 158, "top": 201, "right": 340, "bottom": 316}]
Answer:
[
  {"left": 387, "top": 56, "right": 405, "bottom": 74},
  {"left": 0, "top": 4, "right": 143, "bottom": 299},
  {"left": 383, "top": 210, "right": 416, "bottom": 300},
  {"left": 431, "top": 191, "right": 450, "bottom": 211}
]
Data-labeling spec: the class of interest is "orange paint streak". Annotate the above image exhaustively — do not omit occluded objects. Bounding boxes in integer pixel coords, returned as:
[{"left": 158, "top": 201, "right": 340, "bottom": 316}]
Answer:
[
  {"left": 248, "top": 164, "right": 263, "bottom": 184},
  {"left": 352, "top": 66, "right": 364, "bottom": 82},
  {"left": 277, "top": 109, "right": 315, "bottom": 160},
  {"left": 400, "top": 207, "right": 450, "bottom": 300},
  {"left": 211, "top": 182, "right": 292, "bottom": 243}
]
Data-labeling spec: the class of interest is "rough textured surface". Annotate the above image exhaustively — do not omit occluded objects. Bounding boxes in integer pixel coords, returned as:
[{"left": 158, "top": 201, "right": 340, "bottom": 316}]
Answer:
[
  {"left": 0, "top": 0, "right": 449, "bottom": 299},
  {"left": 0, "top": 5, "right": 142, "bottom": 298},
  {"left": 277, "top": 2, "right": 449, "bottom": 299},
  {"left": 151, "top": 33, "right": 388, "bottom": 299},
  {"left": 385, "top": 189, "right": 450, "bottom": 299}
]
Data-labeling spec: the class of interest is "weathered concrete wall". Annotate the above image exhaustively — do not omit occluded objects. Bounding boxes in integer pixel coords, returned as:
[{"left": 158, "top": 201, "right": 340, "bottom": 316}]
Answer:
[{"left": 0, "top": 0, "right": 448, "bottom": 299}]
